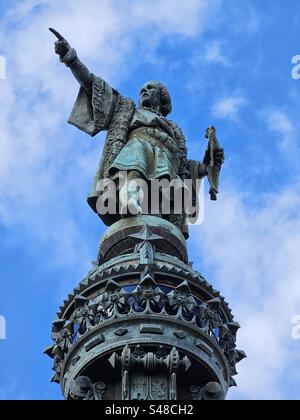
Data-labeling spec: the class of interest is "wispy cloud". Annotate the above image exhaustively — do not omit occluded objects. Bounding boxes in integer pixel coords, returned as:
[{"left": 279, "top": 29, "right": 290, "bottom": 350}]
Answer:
[
  {"left": 211, "top": 94, "right": 247, "bottom": 120},
  {"left": 265, "top": 109, "right": 297, "bottom": 154},
  {"left": 0, "top": 0, "right": 299, "bottom": 401},
  {"left": 0, "top": 0, "right": 221, "bottom": 268},
  {"left": 203, "top": 41, "right": 230, "bottom": 66},
  {"left": 190, "top": 179, "right": 300, "bottom": 399}
]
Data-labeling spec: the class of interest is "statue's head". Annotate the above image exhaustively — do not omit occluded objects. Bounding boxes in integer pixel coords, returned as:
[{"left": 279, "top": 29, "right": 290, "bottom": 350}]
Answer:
[{"left": 139, "top": 81, "right": 172, "bottom": 116}]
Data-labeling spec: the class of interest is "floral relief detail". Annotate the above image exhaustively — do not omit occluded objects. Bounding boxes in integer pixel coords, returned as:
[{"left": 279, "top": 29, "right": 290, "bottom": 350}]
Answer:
[
  {"left": 97, "top": 279, "right": 129, "bottom": 318},
  {"left": 44, "top": 319, "right": 75, "bottom": 384},
  {"left": 167, "top": 281, "right": 196, "bottom": 320},
  {"left": 194, "top": 298, "right": 223, "bottom": 337},
  {"left": 45, "top": 276, "right": 244, "bottom": 383},
  {"left": 69, "top": 376, "right": 107, "bottom": 400},
  {"left": 129, "top": 271, "right": 165, "bottom": 313},
  {"left": 51, "top": 319, "right": 74, "bottom": 355},
  {"left": 73, "top": 296, "right": 96, "bottom": 336}
]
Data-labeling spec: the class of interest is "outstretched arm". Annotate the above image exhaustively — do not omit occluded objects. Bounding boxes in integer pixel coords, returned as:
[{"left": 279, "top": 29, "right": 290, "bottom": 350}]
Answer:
[
  {"left": 49, "top": 28, "right": 92, "bottom": 95},
  {"left": 49, "top": 28, "right": 122, "bottom": 137}
]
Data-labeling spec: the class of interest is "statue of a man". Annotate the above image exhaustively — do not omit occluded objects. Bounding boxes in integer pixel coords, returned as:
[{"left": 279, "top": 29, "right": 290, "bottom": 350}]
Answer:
[{"left": 50, "top": 29, "right": 224, "bottom": 238}]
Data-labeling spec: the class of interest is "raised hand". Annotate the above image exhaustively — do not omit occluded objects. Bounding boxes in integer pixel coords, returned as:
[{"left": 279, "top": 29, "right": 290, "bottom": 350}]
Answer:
[{"left": 49, "top": 28, "right": 71, "bottom": 59}]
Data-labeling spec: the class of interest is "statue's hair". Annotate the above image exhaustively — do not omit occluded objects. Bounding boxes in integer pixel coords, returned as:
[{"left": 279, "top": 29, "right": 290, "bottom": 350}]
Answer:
[{"left": 140, "top": 81, "right": 172, "bottom": 116}]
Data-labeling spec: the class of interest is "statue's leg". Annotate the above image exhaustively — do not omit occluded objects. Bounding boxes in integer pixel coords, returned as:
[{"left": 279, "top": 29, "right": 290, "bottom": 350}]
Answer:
[
  {"left": 160, "top": 178, "right": 190, "bottom": 239},
  {"left": 119, "top": 170, "right": 146, "bottom": 216}
]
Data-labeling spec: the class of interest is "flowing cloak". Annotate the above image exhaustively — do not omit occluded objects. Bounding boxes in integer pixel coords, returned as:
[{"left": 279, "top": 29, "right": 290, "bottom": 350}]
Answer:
[{"left": 68, "top": 75, "right": 202, "bottom": 228}]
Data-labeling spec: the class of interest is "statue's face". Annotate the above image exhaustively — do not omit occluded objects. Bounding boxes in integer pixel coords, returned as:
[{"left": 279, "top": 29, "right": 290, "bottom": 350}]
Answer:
[{"left": 140, "top": 82, "right": 161, "bottom": 111}]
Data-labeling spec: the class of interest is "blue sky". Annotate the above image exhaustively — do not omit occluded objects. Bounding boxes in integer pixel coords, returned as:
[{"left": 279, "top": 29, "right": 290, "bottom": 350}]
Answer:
[{"left": 1, "top": 0, "right": 300, "bottom": 400}]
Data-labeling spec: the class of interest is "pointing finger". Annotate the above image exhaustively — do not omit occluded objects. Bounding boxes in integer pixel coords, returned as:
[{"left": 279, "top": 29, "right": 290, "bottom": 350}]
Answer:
[{"left": 49, "top": 27, "right": 66, "bottom": 42}]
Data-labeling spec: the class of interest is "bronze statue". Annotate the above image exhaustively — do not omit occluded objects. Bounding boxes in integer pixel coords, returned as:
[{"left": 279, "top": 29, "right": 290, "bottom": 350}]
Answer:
[
  {"left": 46, "top": 30, "right": 246, "bottom": 401},
  {"left": 50, "top": 28, "right": 224, "bottom": 237}
]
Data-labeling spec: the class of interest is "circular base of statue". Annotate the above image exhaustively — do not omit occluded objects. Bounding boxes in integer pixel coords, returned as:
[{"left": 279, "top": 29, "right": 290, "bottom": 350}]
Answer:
[{"left": 98, "top": 215, "right": 188, "bottom": 263}]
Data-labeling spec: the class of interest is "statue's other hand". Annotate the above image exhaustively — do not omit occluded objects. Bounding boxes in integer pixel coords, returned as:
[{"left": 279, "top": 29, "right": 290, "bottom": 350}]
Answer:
[
  {"left": 213, "top": 147, "right": 225, "bottom": 168},
  {"left": 49, "top": 28, "right": 71, "bottom": 59}
]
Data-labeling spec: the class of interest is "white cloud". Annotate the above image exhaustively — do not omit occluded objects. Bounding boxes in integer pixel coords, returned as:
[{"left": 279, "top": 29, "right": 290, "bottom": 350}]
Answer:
[
  {"left": 203, "top": 41, "right": 229, "bottom": 66},
  {"left": 267, "top": 110, "right": 294, "bottom": 135},
  {"left": 211, "top": 94, "right": 247, "bottom": 120},
  {"left": 189, "top": 180, "right": 300, "bottom": 399},
  {"left": 132, "top": 0, "right": 219, "bottom": 37},
  {"left": 265, "top": 110, "right": 298, "bottom": 156},
  {"left": 225, "top": 0, "right": 261, "bottom": 34},
  {"left": 1, "top": 0, "right": 298, "bottom": 401},
  {"left": 0, "top": 0, "right": 221, "bottom": 270}
]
